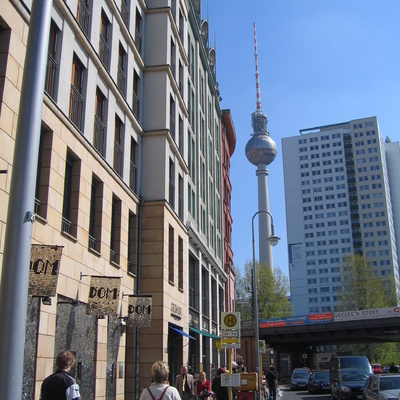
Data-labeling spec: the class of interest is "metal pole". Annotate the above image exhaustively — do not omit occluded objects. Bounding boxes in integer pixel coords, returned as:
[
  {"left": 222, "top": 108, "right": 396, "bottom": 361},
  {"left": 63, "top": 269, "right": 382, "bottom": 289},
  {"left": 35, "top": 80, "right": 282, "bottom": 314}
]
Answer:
[
  {"left": 252, "top": 212, "right": 262, "bottom": 400},
  {"left": 0, "top": 1, "right": 53, "bottom": 399}
]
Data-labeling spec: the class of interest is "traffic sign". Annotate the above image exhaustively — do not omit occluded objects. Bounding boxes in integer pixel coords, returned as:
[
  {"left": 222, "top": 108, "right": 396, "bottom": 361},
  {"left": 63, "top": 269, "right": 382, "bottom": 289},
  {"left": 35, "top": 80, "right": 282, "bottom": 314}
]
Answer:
[{"left": 221, "top": 312, "right": 240, "bottom": 330}]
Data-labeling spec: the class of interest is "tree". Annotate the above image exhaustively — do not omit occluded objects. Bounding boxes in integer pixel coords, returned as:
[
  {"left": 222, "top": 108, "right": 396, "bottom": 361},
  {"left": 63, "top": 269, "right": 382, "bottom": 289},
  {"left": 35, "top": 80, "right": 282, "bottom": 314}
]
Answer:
[
  {"left": 235, "top": 261, "right": 293, "bottom": 324},
  {"left": 336, "top": 253, "right": 399, "bottom": 361},
  {"left": 337, "top": 253, "right": 398, "bottom": 311}
]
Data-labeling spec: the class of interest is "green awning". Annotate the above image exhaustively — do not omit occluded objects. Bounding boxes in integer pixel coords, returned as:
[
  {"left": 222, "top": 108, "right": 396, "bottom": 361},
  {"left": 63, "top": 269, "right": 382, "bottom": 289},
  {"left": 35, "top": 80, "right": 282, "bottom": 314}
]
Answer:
[{"left": 189, "top": 326, "right": 221, "bottom": 339}]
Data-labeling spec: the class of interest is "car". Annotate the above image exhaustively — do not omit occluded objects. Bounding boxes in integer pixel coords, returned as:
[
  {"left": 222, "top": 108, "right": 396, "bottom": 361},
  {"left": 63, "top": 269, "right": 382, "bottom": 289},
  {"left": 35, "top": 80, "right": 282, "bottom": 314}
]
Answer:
[
  {"left": 291, "top": 368, "right": 311, "bottom": 391},
  {"left": 364, "top": 373, "right": 400, "bottom": 400},
  {"left": 372, "top": 364, "right": 383, "bottom": 375},
  {"left": 308, "top": 370, "right": 330, "bottom": 394},
  {"left": 331, "top": 368, "right": 371, "bottom": 400}
]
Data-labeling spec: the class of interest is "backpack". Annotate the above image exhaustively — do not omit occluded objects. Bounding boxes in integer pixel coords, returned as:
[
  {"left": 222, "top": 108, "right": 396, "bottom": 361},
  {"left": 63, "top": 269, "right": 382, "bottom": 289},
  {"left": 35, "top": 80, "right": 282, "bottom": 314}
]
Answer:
[{"left": 147, "top": 386, "right": 169, "bottom": 400}]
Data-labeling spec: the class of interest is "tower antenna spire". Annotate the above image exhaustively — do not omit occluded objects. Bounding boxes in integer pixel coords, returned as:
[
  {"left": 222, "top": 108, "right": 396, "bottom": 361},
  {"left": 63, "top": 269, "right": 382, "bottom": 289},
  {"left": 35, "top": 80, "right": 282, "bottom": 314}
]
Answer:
[{"left": 253, "top": 22, "right": 262, "bottom": 111}]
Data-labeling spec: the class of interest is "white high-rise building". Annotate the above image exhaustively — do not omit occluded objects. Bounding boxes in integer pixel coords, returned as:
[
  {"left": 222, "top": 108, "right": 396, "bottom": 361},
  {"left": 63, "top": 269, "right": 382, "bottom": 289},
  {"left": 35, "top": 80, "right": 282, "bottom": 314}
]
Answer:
[{"left": 282, "top": 116, "right": 399, "bottom": 315}]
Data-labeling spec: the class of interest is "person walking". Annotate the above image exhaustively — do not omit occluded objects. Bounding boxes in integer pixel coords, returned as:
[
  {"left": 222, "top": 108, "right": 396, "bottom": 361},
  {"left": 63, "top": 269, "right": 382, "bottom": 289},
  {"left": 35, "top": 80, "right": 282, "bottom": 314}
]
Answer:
[
  {"left": 175, "top": 365, "right": 195, "bottom": 400},
  {"left": 266, "top": 366, "right": 279, "bottom": 400},
  {"left": 140, "top": 360, "right": 181, "bottom": 400},
  {"left": 196, "top": 372, "right": 212, "bottom": 400},
  {"left": 389, "top": 362, "right": 399, "bottom": 373},
  {"left": 212, "top": 368, "right": 229, "bottom": 400},
  {"left": 40, "top": 350, "right": 81, "bottom": 400}
]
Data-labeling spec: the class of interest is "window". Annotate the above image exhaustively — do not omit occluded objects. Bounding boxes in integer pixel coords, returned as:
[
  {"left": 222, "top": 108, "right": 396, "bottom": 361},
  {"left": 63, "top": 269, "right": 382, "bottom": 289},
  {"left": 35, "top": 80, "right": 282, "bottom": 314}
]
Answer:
[
  {"left": 134, "top": 8, "right": 142, "bottom": 52},
  {"left": 128, "top": 212, "right": 137, "bottom": 275},
  {"left": 94, "top": 88, "right": 107, "bottom": 157},
  {"left": 178, "top": 236, "right": 183, "bottom": 290},
  {"left": 88, "top": 174, "right": 103, "bottom": 252},
  {"left": 133, "top": 70, "right": 140, "bottom": 118},
  {"left": 170, "top": 96, "right": 175, "bottom": 138},
  {"left": 169, "top": 225, "right": 174, "bottom": 283},
  {"left": 121, "top": 0, "right": 130, "bottom": 27},
  {"left": 62, "top": 152, "right": 80, "bottom": 237},
  {"left": 170, "top": 39, "right": 176, "bottom": 78},
  {"left": 169, "top": 158, "right": 175, "bottom": 208},
  {"left": 189, "top": 255, "right": 198, "bottom": 309},
  {"left": 202, "top": 267, "right": 209, "bottom": 317},
  {"left": 178, "top": 116, "right": 184, "bottom": 155},
  {"left": 117, "top": 43, "right": 127, "bottom": 97},
  {"left": 178, "top": 174, "right": 183, "bottom": 220},
  {"left": 99, "top": 11, "right": 111, "bottom": 70},
  {"left": 35, "top": 128, "right": 52, "bottom": 219},
  {"left": 114, "top": 115, "right": 124, "bottom": 177},
  {"left": 69, "top": 55, "right": 85, "bottom": 131},
  {"left": 77, "top": 0, "right": 91, "bottom": 38},
  {"left": 110, "top": 195, "right": 121, "bottom": 265},
  {"left": 45, "top": 22, "right": 59, "bottom": 100},
  {"left": 179, "top": 61, "right": 184, "bottom": 97},
  {"left": 129, "top": 138, "right": 137, "bottom": 193}
]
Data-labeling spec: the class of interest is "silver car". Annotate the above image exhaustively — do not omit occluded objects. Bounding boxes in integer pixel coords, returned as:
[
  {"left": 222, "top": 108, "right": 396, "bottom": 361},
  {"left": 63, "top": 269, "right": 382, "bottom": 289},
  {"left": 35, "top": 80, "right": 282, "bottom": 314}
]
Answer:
[{"left": 364, "top": 373, "right": 400, "bottom": 400}]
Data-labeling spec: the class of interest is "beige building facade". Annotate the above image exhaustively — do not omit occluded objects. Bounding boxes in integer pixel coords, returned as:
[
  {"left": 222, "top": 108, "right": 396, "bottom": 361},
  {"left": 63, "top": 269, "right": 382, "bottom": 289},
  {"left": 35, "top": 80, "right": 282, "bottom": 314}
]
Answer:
[{"left": 0, "top": 0, "right": 233, "bottom": 398}]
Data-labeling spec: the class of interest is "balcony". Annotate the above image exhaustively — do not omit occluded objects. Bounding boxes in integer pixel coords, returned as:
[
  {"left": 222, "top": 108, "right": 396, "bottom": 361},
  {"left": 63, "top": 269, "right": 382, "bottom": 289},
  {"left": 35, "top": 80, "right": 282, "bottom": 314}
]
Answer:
[
  {"left": 99, "top": 34, "right": 110, "bottom": 71},
  {"left": 113, "top": 140, "right": 123, "bottom": 177},
  {"left": 135, "top": 28, "right": 142, "bottom": 53},
  {"left": 62, "top": 217, "right": 72, "bottom": 234},
  {"left": 121, "top": 0, "right": 130, "bottom": 27},
  {"left": 129, "top": 161, "right": 137, "bottom": 193},
  {"left": 117, "top": 65, "right": 127, "bottom": 98},
  {"left": 45, "top": 53, "right": 58, "bottom": 100},
  {"left": 93, "top": 115, "right": 106, "bottom": 157},
  {"left": 69, "top": 85, "right": 85, "bottom": 132},
  {"left": 132, "top": 91, "right": 140, "bottom": 118},
  {"left": 77, "top": 0, "right": 91, "bottom": 38}
]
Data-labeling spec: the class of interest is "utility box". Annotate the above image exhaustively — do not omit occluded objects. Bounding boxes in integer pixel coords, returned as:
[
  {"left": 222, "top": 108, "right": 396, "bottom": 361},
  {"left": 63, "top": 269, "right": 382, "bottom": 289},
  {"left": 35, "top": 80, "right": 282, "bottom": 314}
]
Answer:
[
  {"left": 235, "top": 372, "right": 258, "bottom": 391},
  {"left": 237, "top": 391, "right": 255, "bottom": 400}
]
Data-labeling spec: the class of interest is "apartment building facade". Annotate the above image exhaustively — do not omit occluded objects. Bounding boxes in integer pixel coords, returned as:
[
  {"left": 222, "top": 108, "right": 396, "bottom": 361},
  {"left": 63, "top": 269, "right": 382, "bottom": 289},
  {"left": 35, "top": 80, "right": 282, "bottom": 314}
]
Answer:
[
  {"left": 282, "top": 117, "right": 399, "bottom": 316},
  {"left": 0, "top": 0, "right": 232, "bottom": 398}
]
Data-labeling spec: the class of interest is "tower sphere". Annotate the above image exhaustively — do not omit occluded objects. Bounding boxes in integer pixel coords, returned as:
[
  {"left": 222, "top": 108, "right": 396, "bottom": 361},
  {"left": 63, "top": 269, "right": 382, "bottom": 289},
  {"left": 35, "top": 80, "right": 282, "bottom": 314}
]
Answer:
[
  {"left": 245, "top": 110, "right": 277, "bottom": 166},
  {"left": 245, "top": 133, "right": 277, "bottom": 166}
]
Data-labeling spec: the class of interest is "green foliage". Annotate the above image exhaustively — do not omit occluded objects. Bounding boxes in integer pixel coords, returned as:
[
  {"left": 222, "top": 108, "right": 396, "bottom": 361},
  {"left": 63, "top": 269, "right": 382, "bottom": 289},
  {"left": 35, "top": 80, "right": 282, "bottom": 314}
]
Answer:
[
  {"left": 234, "top": 260, "right": 293, "bottom": 323},
  {"left": 336, "top": 253, "right": 400, "bottom": 362},
  {"left": 337, "top": 254, "right": 398, "bottom": 311}
]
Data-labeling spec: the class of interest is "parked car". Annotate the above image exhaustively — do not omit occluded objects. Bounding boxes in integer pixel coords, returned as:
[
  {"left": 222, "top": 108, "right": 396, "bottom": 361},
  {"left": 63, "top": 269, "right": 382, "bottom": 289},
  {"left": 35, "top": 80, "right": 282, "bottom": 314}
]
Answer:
[
  {"left": 331, "top": 369, "right": 371, "bottom": 400},
  {"left": 372, "top": 364, "right": 383, "bottom": 374},
  {"left": 308, "top": 370, "right": 330, "bottom": 394},
  {"left": 291, "top": 368, "right": 311, "bottom": 391},
  {"left": 364, "top": 373, "right": 400, "bottom": 400}
]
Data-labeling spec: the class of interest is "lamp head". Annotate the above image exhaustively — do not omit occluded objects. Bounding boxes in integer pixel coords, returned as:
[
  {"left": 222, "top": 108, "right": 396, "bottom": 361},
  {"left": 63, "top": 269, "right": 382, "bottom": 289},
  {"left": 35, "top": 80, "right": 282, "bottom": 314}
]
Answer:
[{"left": 267, "top": 234, "right": 280, "bottom": 247}]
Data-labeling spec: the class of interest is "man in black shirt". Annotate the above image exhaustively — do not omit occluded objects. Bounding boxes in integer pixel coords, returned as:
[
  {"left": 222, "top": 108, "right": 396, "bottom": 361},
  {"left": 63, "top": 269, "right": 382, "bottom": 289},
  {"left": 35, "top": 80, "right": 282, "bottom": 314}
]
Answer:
[
  {"left": 266, "top": 366, "right": 278, "bottom": 400},
  {"left": 40, "top": 351, "right": 81, "bottom": 400}
]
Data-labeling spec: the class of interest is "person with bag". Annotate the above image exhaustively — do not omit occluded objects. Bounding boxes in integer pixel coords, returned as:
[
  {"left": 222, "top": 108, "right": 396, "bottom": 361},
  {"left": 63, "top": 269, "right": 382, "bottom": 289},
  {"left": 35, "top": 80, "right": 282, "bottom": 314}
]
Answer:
[
  {"left": 197, "top": 372, "right": 212, "bottom": 400},
  {"left": 212, "top": 368, "right": 229, "bottom": 400},
  {"left": 140, "top": 360, "right": 181, "bottom": 400}
]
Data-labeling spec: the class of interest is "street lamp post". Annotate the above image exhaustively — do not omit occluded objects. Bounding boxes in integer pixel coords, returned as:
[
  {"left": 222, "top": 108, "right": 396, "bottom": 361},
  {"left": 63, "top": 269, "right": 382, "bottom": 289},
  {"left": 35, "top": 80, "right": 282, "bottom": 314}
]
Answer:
[{"left": 251, "top": 210, "right": 280, "bottom": 400}]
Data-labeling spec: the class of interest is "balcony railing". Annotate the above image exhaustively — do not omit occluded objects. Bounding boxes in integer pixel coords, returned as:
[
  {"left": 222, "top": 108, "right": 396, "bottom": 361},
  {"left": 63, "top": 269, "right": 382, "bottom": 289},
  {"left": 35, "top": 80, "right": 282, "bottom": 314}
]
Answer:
[
  {"left": 34, "top": 198, "right": 41, "bottom": 215},
  {"left": 45, "top": 54, "right": 58, "bottom": 100},
  {"left": 132, "top": 91, "right": 140, "bottom": 118},
  {"left": 113, "top": 140, "right": 123, "bottom": 177},
  {"left": 99, "top": 34, "right": 110, "bottom": 71},
  {"left": 121, "top": 0, "right": 130, "bottom": 27},
  {"left": 77, "top": 0, "right": 91, "bottom": 38},
  {"left": 88, "top": 234, "right": 96, "bottom": 250},
  {"left": 69, "top": 85, "right": 85, "bottom": 132},
  {"left": 134, "top": 28, "right": 142, "bottom": 53},
  {"left": 117, "top": 65, "right": 127, "bottom": 98},
  {"left": 93, "top": 115, "right": 106, "bottom": 157},
  {"left": 62, "top": 217, "right": 72, "bottom": 234},
  {"left": 130, "top": 161, "right": 137, "bottom": 193}
]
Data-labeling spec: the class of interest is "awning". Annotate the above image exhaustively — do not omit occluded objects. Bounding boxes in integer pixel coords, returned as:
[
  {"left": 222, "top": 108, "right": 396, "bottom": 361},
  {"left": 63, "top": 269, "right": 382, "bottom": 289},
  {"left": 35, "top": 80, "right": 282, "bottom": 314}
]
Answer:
[
  {"left": 169, "top": 326, "right": 196, "bottom": 340},
  {"left": 189, "top": 326, "right": 221, "bottom": 339}
]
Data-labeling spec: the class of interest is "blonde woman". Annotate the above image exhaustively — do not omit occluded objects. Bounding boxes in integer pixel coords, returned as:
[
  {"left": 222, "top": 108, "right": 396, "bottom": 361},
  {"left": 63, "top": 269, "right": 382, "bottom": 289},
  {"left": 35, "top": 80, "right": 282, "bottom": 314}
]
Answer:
[{"left": 140, "top": 361, "right": 181, "bottom": 400}]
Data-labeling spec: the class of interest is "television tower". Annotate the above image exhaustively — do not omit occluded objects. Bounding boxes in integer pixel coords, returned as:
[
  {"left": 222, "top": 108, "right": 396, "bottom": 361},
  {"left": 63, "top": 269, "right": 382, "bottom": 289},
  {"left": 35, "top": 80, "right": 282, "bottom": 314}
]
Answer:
[{"left": 245, "top": 23, "right": 277, "bottom": 269}]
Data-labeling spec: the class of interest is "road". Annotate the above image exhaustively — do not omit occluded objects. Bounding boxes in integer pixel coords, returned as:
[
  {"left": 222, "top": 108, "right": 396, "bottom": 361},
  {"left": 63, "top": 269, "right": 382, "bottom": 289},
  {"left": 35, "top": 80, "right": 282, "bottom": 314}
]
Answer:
[{"left": 278, "top": 386, "right": 330, "bottom": 400}]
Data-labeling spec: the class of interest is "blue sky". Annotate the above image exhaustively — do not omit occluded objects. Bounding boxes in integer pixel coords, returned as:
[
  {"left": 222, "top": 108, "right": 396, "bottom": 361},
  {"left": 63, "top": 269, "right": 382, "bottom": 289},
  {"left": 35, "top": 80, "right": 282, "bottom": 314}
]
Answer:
[{"left": 204, "top": 1, "right": 400, "bottom": 277}]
